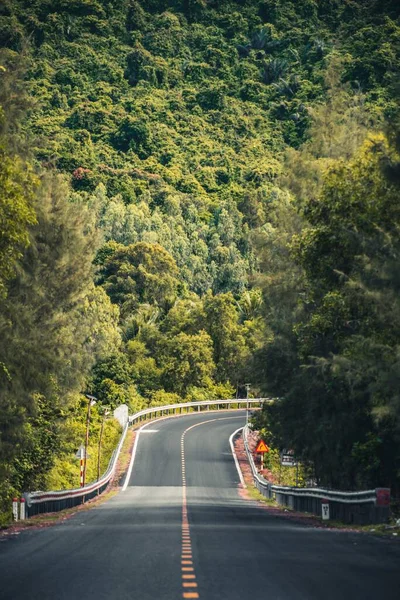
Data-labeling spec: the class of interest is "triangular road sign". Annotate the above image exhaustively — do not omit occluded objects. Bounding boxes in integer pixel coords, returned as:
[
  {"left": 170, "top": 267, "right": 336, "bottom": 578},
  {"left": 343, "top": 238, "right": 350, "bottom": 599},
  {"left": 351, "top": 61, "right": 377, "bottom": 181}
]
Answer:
[{"left": 255, "top": 440, "right": 269, "bottom": 453}]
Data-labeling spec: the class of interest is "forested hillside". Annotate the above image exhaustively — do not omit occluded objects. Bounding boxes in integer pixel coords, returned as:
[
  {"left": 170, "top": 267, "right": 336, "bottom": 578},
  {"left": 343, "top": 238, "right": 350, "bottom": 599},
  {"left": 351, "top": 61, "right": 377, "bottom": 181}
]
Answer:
[{"left": 0, "top": 0, "right": 399, "bottom": 519}]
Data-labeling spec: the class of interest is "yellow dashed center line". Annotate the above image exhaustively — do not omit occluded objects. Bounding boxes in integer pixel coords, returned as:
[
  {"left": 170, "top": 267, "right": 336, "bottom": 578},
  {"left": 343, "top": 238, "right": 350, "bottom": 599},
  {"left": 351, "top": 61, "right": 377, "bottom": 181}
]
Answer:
[
  {"left": 180, "top": 427, "right": 200, "bottom": 599},
  {"left": 179, "top": 416, "right": 241, "bottom": 599}
]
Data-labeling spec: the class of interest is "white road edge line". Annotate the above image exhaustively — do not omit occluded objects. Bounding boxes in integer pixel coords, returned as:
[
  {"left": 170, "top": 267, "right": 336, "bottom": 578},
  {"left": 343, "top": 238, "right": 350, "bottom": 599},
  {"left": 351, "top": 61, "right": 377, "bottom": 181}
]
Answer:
[
  {"left": 229, "top": 427, "right": 246, "bottom": 487},
  {"left": 122, "top": 420, "right": 155, "bottom": 491}
]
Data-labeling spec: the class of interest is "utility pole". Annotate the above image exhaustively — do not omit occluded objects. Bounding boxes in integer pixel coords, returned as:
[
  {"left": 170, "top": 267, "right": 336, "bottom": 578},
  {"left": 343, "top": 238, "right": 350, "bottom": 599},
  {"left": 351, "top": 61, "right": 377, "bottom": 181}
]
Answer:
[
  {"left": 245, "top": 383, "right": 251, "bottom": 426},
  {"left": 83, "top": 395, "right": 97, "bottom": 488}
]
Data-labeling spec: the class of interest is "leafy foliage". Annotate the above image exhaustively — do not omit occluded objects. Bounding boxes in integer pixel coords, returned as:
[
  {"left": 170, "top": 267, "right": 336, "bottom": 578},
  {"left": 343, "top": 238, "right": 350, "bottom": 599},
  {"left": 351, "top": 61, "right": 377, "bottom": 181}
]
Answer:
[
  {"left": 256, "top": 126, "right": 400, "bottom": 491},
  {"left": 0, "top": 145, "right": 37, "bottom": 295}
]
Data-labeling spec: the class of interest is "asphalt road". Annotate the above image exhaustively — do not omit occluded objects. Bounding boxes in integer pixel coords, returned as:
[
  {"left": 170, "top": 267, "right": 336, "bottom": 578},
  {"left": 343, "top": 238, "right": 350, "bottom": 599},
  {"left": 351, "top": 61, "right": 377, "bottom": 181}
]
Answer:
[{"left": 0, "top": 410, "right": 399, "bottom": 600}]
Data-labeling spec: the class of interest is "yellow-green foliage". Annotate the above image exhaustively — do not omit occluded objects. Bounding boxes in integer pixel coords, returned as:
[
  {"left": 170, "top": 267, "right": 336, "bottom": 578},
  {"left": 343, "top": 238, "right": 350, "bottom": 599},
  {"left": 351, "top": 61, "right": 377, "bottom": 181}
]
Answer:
[
  {"left": 258, "top": 427, "right": 306, "bottom": 487},
  {"left": 185, "top": 381, "right": 235, "bottom": 402},
  {"left": 263, "top": 447, "right": 306, "bottom": 488},
  {"left": 45, "top": 402, "right": 122, "bottom": 491},
  {"left": 149, "top": 390, "right": 182, "bottom": 407},
  {"left": 0, "top": 145, "right": 37, "bottom": 295}
]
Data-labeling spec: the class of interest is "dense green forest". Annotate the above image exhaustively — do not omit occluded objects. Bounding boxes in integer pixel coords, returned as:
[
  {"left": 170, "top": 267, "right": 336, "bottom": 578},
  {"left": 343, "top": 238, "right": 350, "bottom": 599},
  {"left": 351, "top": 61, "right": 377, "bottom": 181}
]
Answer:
[{"left": 0, "top": 0, "right": 399, "bottom": 519}]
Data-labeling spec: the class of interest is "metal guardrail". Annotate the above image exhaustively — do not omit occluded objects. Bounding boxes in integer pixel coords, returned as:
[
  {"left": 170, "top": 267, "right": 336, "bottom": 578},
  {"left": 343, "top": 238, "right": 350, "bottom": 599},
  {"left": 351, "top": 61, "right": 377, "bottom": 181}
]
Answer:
[
  {"left": 129, "top": 397, "right": 269, "bottom": 425},
  {"left": 23, "top": 398, "right": 269, "bottom": 518},
  {"left": 242, "top": 425, "right": 390, "bottom": 525}
]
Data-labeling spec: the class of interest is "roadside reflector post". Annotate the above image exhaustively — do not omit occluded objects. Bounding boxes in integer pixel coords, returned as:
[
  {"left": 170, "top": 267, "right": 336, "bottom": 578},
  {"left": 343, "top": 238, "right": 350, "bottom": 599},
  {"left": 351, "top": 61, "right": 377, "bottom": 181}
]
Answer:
[
  {"left": 321, "top": 499, "right": 330, "bottom": 520},
  {"left": 12, "top": 498, "right": 19, "bottom": 521},
  {"left": 80, "top": 456, "right": 84, "bottom": 487},
  {"left": 20, "top": 497, "right": 26, "bottom": 520},
  {"left": 75, "top": 445, "right": 85, "bottom": 487}
]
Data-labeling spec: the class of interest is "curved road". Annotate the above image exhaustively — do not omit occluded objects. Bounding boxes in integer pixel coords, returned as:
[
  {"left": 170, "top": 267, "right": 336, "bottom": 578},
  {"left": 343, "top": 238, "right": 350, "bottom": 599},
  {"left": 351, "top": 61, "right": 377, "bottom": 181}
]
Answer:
[{"left": 0, "top": 411, "right": 399, "bottom": 599}]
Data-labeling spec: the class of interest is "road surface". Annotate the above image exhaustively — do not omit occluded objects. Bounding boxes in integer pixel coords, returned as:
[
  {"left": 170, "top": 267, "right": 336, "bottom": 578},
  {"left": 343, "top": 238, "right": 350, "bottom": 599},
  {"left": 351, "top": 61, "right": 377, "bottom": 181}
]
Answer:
[{"left": 0, "top": 410, "right": 399, "bottom": 599}]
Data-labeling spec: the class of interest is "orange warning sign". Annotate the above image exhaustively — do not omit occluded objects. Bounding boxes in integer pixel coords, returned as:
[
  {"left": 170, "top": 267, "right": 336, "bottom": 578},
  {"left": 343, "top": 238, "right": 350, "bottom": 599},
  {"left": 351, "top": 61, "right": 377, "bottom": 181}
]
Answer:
[{"left": 255, "top": 440, "right": 270, "bottom": 453}]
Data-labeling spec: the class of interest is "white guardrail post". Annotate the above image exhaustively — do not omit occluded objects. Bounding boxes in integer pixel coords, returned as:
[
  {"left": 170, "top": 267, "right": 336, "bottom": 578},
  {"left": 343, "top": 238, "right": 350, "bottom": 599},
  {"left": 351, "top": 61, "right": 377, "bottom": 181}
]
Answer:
[
  {"left": 12, "top": 498, "right": 19, "bottom": 521},
  {"left": 23, "top": 398, "right": 269, "bottom": 518},
  {"left": 19, "top": 497, "right": 26, "bottom": 520}
]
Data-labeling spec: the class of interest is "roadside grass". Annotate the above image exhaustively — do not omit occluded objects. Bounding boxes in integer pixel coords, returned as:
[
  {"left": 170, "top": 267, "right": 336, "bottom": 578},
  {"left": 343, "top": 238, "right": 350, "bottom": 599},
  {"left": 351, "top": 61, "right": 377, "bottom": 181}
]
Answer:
[
  {"left": 113, "top": 427, "right": 136, "bottom": 486},
  {"left": 246, "top": 485, "right": 279, "bottom": 506}
]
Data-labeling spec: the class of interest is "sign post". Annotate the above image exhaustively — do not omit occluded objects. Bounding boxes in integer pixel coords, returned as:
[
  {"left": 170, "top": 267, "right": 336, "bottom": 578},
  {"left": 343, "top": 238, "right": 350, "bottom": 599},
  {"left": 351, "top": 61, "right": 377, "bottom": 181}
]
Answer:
[
  {"left": 281, "top": 449, "right": 296, "bottom": 467},
  {"left": 255, "top": 440, "right": 270, "bottom": 471},
  {"left": 245, "top": 383, "right": 251, "bottom": 426}
]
